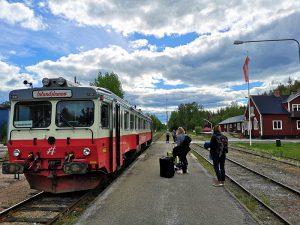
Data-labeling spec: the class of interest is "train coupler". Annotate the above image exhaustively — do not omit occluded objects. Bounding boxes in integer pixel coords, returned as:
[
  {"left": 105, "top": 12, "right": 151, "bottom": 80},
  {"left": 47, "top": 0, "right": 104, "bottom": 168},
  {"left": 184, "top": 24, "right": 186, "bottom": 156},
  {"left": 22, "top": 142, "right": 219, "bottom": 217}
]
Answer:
[{"left": 63, "top": 162, "right": 87, "bottom": 174}]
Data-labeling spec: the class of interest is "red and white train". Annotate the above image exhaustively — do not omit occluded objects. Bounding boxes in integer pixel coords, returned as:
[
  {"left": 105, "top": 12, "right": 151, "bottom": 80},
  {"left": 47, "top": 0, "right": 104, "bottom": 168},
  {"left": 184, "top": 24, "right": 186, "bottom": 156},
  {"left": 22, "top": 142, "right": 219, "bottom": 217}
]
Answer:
[{"left": 2, "top": 77, "right": 152, "bottom": 193}]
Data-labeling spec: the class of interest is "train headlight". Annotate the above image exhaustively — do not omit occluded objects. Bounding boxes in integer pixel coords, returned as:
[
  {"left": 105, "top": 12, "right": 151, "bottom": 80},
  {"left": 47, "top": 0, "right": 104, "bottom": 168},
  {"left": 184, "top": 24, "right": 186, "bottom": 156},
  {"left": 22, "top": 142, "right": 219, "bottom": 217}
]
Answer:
[
  {"left": 13, "top": 149, "right": 21, "bottom": 157},
  {"left": 42, "top": 78, "right": 50, "bottom": 86},
  {"left": 83, "top": 148, "right": 91, "bottom": 156},
  {"left": 57, "top": 77, "right": 66, "bottom": 86}
]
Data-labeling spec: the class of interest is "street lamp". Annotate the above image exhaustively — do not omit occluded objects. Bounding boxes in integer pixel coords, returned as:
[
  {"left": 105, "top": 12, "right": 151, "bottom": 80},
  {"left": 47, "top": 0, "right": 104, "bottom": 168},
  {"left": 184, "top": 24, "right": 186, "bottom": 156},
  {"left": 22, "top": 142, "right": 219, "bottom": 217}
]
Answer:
[{"left": 234, "top": 39, "right": 300, "bottom": 63}]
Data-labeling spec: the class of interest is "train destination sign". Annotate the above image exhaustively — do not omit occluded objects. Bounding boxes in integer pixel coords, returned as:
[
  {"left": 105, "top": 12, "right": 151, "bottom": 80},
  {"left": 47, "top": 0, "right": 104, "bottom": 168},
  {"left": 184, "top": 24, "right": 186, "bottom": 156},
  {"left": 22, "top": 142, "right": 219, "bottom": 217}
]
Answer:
[{"left": 33, "top": 90, "right": 72, "bottom": 98}]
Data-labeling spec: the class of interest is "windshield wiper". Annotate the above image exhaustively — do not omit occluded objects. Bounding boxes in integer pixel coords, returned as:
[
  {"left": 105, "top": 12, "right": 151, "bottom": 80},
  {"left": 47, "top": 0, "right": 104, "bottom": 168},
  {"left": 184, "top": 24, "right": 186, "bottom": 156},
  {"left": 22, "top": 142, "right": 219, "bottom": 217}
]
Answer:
[{"left": 59, "top": 114, "right": 75, "bottom": 128}]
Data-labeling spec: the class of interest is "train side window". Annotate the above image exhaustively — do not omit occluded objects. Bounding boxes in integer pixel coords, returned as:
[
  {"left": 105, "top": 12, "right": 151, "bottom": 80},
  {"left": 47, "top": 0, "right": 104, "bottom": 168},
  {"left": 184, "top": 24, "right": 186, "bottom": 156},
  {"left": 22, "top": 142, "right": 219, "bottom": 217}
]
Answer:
[
  {"left": 135, "top": 115, "right": 138, "bottom": 130},
  {"left": 120, "top": 110, "right": 123, "bottom": 130},
  {"left": 101, "top": 103, "right": 109, "bottom": 128},
  {"left": 130, "top": 113, "right": 134, "bottom": 130},
  {"left": 139, "top": 118, "right": 142, "bottom": 130},
  {"left": 124, "top": 111, "right": 129, "bottom": 130}
]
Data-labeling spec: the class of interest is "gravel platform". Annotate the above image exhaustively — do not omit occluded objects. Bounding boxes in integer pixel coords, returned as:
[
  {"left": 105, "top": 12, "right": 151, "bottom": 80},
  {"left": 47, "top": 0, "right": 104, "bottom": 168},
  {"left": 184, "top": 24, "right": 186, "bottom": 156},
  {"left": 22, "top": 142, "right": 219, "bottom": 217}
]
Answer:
[{"left": 75, "top": 140, "right": 258, "bottom": 225}]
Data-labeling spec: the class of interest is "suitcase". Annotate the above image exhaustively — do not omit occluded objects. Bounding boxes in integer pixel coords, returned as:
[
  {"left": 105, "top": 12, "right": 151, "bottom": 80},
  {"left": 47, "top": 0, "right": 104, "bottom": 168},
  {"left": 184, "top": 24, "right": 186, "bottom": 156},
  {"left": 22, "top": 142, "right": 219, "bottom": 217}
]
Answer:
[{"left": 159, "top": 156, "right": 175, "bottom": 178}]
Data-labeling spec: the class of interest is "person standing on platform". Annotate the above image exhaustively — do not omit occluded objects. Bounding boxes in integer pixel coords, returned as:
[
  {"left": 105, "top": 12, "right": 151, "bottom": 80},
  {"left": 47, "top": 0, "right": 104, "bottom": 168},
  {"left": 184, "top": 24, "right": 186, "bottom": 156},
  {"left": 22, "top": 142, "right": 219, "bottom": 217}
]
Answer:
[
  {"left": 173, "top": 127, "right": 191, "bottom": 174},
  {"left": 172, "top": 129, "right": 176, "bottom": 143},
  {"left": 210, "top": 125, "right": 228, "bottom": 187},
  {"left": 166, "top": 129, "right": 170, "bottom": 143}
]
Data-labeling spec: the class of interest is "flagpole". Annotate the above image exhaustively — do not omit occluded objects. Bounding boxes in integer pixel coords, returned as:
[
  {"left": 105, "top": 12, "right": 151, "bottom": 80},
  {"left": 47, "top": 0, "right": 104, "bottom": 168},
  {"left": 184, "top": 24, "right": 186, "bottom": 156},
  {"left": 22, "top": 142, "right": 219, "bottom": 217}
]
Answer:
[{"left": 248, "top": 78, "right": 252, "bottom": 146}]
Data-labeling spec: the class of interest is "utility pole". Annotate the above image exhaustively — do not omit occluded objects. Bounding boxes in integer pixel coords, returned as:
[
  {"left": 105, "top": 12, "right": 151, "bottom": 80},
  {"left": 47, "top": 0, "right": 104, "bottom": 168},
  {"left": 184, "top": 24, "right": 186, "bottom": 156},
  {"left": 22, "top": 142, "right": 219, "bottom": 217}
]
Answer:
[{"left": 166, "top": 98, "right": 168, "bottom": 128}]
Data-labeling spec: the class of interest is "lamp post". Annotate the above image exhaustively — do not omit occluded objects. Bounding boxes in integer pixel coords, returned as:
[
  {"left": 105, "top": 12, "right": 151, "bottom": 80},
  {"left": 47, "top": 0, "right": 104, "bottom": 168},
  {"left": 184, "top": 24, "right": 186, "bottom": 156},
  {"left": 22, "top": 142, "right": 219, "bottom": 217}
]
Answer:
[
  {"left": 203, "top": 119, "right": 213, "bottom": 132},
  {"left": 235, "top": 38, "right": 300, "bottom": 146},
  {"left": 234, "top": 39, "right": 300, "bottom": 63}
]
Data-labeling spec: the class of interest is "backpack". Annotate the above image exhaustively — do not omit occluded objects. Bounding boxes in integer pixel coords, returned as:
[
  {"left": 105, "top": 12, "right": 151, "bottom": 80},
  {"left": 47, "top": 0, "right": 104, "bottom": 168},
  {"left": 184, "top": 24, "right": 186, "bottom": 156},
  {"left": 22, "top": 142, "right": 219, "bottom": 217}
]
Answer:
[
  {"left": 182, "top": 135, "right": 192, "bottom": 152},
  {"left": 215, "top": 134, "right": 228, "bottom": 157}
]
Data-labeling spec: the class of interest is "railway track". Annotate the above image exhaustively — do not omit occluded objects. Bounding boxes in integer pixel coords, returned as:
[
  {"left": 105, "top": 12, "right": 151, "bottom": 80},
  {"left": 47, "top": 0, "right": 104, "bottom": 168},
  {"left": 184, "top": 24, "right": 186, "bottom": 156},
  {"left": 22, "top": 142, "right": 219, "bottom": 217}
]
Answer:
[
  {"left": 0, "top": 191, "right": 89, "bottom": 224},
  {"left": 0, "top": 132, "right": 162, "bottom": 224},
  {"left": 191, "top": 143, "right": 300, "bottom": 225}
]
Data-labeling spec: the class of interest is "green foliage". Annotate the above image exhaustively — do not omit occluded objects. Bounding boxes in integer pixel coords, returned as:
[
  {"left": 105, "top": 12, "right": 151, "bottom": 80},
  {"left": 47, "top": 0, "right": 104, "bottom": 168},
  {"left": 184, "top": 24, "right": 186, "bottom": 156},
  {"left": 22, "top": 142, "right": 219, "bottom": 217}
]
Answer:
[
  {"left": 168, "top": 102, "right": 209, "bottom": 131},
  {"left": 234, "top": 142, "right": 300, "bottom": 160},
  {"left": 262, "top": 78, "right": 300, "bottom": 96},
  {"left": 168, "top": 101, "right": 245, "bottom": 132},
  {"left": 194, "top": 126, "right": 202, "bottom": 134},
  {"left": 91, "top": 71, "right": 124, "bottom": 98},
  {"left": 150, "top": 114, "right": 165, "bottom": 131},
  {"left": 210, "top": 101, "right": 246, "bottom": 125}
]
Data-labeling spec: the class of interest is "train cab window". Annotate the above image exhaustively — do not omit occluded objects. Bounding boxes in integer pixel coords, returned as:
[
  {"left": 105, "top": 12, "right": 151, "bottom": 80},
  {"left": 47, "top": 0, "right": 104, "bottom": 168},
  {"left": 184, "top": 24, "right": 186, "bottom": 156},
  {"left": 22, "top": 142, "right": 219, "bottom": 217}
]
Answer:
[
  {"left": 101, "top": 103, "right": 110, "bottom": 128},
  {"left": 130, "top": 114, "right": 134, "bottom": 130},
  {"left": 124, "top": 111, "right": 129, "bottom": 130},
  {"left": 56, "top": 100, "right": 94, "bottom": 127},
  {"left": 14, "top": 101, "right": 51, "bottom": 128}
]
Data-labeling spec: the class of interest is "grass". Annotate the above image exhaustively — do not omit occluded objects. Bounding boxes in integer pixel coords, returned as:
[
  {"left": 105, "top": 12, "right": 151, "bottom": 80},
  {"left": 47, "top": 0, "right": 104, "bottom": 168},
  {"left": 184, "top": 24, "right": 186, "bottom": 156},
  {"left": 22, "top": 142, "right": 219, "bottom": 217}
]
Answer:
[{"left": 232, "top": 142, "right": 300, "bottom": 161}]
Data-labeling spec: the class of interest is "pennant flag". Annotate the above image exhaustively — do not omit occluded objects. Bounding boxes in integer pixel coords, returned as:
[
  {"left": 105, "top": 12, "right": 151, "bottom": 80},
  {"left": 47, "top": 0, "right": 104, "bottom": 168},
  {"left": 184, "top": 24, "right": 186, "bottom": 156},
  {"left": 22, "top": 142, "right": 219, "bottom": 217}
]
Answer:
[{"left": 243, "top": 56, "right": 250, "bottom": 82}]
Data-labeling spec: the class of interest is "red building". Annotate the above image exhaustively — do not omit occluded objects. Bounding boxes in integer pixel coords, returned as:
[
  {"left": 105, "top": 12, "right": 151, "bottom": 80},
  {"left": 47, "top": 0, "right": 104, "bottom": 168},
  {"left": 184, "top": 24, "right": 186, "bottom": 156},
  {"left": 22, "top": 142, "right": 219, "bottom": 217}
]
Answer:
[{"left": 245, "top": 90, "right": 300, "bottom": 138}]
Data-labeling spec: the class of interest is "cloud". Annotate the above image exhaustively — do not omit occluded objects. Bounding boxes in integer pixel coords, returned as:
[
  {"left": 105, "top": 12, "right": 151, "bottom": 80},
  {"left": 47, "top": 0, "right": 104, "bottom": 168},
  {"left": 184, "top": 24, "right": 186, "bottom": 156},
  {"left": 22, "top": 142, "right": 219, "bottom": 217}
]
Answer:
[
  {"left": 47, "top": 0, "right": 300, "bottom": 37},
  {"left": 0, "top": 61, "right": 39, "bottom": 93},
  {"left": 0, "top": 0, "right": 46, "bottom": 30},
  {"left": 129, "top": 39, "right": 148, "bottom": 49}
]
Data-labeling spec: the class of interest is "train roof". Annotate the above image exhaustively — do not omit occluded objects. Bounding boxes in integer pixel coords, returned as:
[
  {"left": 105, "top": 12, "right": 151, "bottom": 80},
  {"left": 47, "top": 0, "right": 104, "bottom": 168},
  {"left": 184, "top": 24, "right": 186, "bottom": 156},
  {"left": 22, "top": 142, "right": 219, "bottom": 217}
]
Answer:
[{"left": 9, "top": 77, "right": 151, "bottom": 120}]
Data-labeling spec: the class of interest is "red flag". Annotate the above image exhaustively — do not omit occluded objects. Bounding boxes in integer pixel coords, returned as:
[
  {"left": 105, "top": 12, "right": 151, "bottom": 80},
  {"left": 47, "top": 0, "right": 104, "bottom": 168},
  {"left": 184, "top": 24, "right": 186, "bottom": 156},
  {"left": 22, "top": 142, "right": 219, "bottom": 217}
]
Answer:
[{"left": 243, "top": 56, "right": 250, "bottom": 82}]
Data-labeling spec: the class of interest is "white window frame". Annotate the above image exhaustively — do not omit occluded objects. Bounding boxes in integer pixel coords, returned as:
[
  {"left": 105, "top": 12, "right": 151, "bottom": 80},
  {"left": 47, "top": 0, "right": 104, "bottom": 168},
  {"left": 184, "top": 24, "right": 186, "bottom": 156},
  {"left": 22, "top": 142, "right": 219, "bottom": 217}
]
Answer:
[
  {"left": 292, "top": 104, "right": 300, "bottom": 111},
  {"left": 272, "top": 120, "right": 282, "bottom": 130},
  {"left": 297, "top": 120, "right": 300, "bottom": 130}
]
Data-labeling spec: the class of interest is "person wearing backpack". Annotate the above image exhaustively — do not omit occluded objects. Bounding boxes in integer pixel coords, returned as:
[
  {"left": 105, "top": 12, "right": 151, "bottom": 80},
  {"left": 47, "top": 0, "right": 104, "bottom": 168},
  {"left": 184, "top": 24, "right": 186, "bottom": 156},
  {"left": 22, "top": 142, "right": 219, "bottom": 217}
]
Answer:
[
  {"left": 210, "top": 125, "right": 228, "bottom": 187},
  {"left": 172, "top": 127, "right": 192, "bottom": 174}
]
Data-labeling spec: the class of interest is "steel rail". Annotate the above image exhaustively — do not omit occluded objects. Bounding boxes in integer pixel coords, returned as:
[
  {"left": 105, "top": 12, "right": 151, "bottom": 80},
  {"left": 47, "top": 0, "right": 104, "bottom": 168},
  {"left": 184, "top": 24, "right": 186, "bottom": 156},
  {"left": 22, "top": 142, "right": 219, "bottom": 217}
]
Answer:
[
  {"left": 195, "top": 143, "right": 300, "bottom": 194},
  {"left": 226, "top": 157, "right": 300, "bottom": 195},
  {"left": 191, "top": 145, "right": 293, "bottom": 225},
  {"left": 0, "top": 191, "right": 44, "bottom": 216},
  {"left": 228, "top": 145, "right": 300, "bottom": 168}
]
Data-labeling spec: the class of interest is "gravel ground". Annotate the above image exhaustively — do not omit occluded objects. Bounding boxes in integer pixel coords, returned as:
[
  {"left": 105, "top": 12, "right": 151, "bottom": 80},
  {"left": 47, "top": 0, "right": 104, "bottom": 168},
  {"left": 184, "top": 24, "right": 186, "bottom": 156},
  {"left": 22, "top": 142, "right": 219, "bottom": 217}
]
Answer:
[
  {"left": 0, "top": 162, "right": 39, "bottom": 212},
  {"left": 228, "top": 150, "right": 300, "bottom": 191}
]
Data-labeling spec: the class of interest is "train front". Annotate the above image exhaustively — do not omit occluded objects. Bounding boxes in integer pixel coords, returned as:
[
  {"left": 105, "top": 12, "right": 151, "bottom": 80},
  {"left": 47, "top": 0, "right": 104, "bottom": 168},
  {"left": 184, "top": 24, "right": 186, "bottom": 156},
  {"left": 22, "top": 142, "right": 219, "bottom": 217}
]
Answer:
[{"left": 2, "top": 77, "right": 105, "bottom": 193}]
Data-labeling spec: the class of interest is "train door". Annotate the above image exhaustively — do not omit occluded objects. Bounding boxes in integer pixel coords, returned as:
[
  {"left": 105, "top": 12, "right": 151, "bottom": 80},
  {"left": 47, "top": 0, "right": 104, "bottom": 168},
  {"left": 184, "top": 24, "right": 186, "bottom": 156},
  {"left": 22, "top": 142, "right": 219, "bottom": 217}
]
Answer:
[
  {"left": 110, "top": 101, "right": 121, "bottom": 172},
  {"left": 115, "top": 103, "right": 121, "bottom": 169}
]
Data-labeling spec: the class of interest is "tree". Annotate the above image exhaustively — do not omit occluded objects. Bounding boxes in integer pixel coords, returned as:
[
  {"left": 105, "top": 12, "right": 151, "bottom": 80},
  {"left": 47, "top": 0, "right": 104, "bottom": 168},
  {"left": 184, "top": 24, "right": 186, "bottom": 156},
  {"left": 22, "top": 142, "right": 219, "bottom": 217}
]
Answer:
[
  {"left": 150, "top": 114, "right": 164, "bottom": 131},
  {"left": 91, "top": 72, "right": 124, "bottom": 98}
]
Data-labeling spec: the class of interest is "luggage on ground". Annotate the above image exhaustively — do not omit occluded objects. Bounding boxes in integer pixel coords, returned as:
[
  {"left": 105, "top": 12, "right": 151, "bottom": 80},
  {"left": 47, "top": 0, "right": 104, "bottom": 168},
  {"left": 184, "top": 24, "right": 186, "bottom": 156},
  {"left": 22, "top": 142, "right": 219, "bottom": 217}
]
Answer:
[{"left": 159, "top": 156, "right": 175, "bottom": 178}]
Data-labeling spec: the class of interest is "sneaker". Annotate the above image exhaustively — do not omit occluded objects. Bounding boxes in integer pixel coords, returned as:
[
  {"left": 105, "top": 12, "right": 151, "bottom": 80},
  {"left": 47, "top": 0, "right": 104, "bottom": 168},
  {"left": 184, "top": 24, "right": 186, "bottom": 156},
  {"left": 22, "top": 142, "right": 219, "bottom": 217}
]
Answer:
[
  {"left": 177, "top": 169, "right": 183, "bottom": 174},
  {"left": 213, "top": 181, "right": 223, "bottom": 187}
]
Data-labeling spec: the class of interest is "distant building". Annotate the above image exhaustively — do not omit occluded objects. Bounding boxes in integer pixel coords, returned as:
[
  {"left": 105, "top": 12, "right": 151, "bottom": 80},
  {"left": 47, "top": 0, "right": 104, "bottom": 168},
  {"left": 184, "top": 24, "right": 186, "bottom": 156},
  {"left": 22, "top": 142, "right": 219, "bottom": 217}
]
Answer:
[
  {"left": 202, "top": 126, "right": 212, "bottom": 132},
  {"left": 245, "top": 89, "right": 300, "bottom": 138},
  {"left": 219, "top": 115, "right": 244, "bottom": 133}
]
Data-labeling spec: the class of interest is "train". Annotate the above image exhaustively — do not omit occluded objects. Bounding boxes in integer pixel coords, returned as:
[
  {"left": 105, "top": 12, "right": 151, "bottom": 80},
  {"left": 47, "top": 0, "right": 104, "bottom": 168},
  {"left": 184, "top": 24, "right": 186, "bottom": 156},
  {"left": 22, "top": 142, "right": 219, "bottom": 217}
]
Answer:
[{"left": 2, "top": 77, "right": 153, "bottom": 193}]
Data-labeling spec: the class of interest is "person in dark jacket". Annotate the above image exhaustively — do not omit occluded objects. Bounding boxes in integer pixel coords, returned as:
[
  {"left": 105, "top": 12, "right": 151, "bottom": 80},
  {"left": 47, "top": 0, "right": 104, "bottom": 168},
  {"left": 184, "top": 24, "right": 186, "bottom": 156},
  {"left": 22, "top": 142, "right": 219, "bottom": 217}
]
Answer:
[
  {"left": 172, "top": 127, "right": 190, "bottom": 174},
  {"left": 210, "top": 125, "right": 228, "bottom": 187}
]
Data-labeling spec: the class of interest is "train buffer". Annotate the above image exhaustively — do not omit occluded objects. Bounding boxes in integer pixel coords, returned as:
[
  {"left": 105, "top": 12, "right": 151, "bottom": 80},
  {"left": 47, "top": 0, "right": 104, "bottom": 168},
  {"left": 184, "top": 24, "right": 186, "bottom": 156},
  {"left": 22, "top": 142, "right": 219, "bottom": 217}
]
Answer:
[{"left": 76, "top": 140, "right": 258, "bottom": 225}]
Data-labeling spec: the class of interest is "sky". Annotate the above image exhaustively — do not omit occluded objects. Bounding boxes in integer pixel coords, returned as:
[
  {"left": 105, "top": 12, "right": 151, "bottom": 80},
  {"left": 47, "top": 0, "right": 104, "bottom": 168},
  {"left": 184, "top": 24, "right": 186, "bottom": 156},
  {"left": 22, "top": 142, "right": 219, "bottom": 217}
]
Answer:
[{"left": 1, "top": 0, "right": 300, "bottom": 123}]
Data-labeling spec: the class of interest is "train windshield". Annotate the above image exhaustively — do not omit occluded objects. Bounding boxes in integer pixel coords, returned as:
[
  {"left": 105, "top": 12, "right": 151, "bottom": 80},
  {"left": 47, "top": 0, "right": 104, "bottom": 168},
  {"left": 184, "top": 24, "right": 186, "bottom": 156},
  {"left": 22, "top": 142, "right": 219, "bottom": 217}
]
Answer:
[
  {"left": 56, "top": 100, "right": 94, "bottom": 127},
  {"left": 14, "top": 101, "right": 52, "bottom": 128}
]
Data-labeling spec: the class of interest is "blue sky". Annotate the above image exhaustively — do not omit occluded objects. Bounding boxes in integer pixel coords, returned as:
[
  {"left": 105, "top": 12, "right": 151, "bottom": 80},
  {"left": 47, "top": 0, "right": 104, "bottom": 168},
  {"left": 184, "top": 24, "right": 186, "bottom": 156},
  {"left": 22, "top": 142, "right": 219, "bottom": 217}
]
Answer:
[{"left": 1, "top": 0, "right": 300, "bottom": 123}]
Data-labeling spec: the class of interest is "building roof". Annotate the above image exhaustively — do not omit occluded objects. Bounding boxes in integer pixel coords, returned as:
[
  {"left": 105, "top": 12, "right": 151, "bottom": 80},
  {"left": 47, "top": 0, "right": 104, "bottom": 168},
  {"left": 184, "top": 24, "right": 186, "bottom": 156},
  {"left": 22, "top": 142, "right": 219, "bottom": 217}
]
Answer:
[
  {"left": 251, "top": 95, "right": 289, "bottom": 115},
  {"left": 219, "top": 115, "right": 244, "bottom": 125},
  {"left": 283, "top": 92, "right": 300, "bottom": 103}
]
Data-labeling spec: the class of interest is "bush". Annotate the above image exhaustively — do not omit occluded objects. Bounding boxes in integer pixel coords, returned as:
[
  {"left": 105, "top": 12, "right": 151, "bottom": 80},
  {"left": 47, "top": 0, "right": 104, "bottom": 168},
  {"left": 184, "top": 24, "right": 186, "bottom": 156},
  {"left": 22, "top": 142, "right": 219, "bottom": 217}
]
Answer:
[{"left": 195, "top": 126, "right": 202, "bottom": 134}]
